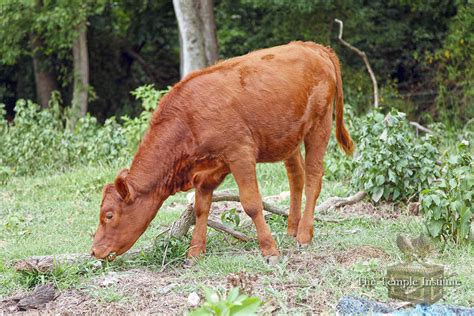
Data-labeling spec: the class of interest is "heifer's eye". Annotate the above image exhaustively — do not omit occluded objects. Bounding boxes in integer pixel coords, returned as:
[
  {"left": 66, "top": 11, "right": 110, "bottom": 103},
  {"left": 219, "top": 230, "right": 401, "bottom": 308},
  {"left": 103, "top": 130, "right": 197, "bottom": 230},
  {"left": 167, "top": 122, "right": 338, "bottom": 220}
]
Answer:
[{"left": 106, "top": 212, "right": 113, "bottom": 220}]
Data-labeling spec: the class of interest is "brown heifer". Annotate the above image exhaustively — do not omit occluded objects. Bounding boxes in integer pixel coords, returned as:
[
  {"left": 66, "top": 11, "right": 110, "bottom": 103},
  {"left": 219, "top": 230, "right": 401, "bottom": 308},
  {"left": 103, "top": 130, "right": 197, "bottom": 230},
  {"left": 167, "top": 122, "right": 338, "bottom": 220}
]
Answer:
[{"left": 91, "top": 41, "right": 354, "bottom": 263}]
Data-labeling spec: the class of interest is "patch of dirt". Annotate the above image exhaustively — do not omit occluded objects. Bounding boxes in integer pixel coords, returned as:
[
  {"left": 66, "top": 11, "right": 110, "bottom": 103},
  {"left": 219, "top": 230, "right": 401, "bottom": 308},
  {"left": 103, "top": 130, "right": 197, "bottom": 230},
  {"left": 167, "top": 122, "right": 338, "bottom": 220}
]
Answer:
[
  {"left": 330, "top": 201, "right": 405, "bottom": 220},
  {"left": 336, "top": 245, "right": 390, "bottom": 267},
  {"left": 1, "top": 244, "right": 393, "bottom": 315}
]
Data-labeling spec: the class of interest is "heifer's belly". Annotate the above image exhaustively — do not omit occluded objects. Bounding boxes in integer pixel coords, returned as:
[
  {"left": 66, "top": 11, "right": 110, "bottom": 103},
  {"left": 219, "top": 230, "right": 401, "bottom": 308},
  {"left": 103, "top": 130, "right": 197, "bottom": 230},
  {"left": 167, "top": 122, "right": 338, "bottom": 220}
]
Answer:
[
  {"left": 240, "top": 88, "right": 311, "bottom": 163},
  {"left": 254, "top": 120, "right": 306, "bottom": 162}
]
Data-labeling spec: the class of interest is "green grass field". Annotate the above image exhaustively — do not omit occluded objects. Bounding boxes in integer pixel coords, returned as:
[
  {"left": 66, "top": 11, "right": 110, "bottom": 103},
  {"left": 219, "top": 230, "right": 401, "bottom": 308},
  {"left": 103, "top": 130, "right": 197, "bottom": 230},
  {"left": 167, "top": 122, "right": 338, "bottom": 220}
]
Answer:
[{"left": 1, "top": 162, "right": 473, "bottom": 313}]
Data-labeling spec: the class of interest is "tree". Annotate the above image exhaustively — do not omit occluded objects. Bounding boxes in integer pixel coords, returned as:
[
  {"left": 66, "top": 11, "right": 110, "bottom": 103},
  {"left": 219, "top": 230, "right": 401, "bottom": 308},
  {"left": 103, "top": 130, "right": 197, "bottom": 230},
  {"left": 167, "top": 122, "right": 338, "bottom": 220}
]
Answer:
[
  {"left": 31, "top": 34, "right": 58, "bottom": 108},
  {"left": 173, "top": 0, "right": 218, "bottom": 77},
  {"left": 0, "top": 1, "right": 58, "bottom": 108},
  {"left": 72, "top": 20, "right": 90, "bottom": 117}
]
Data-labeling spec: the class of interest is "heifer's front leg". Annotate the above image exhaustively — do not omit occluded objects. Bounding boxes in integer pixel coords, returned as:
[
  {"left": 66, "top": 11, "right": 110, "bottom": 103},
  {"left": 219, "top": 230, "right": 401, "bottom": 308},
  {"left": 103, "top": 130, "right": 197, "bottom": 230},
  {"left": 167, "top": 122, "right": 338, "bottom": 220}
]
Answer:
[
  {"left": 284, "top": 150, "right": 305, "bottom": 237},
  {"left": 297, "top": 113, "right": 332, "bottom": 246},
  {"left": 229, "top": 158, "right": 279, "bottom": 262},
  {"left": 187, "top": 188, "right": 213, "bottom": 259}
]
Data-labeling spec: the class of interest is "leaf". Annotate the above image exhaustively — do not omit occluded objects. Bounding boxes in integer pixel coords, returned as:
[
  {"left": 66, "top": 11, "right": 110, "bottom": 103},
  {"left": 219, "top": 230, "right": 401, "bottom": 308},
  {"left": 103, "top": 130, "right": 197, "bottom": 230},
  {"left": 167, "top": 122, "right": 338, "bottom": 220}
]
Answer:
[
  {"left": 372, "top": 187, "right": 384, "bottom": 203},
  {"left": 449, "top": 178, "right": 457, "bottom": 188},
  {"left": 203, "top": 288, "right": 219, "bottom": 305},
  {"left": 229, "top": 297, "right": 261, "bottom": 316},
  {"left": 226, "top": 288, "right": 240, "bottom": 303},
  {"left": 188, "top": 307, "right": 212, "bottom": 316},
  {"left": 393, "top": 189, "right": 401, "bottom": 200},
  {"left": 427, "top": 220, "right": 444, "bottom": 237},
  {"left": 375, "top": 175, "right": 385, "bottom": 186},
  {"left": 432, "top": 195, "right": 441, "bottom": 206}
]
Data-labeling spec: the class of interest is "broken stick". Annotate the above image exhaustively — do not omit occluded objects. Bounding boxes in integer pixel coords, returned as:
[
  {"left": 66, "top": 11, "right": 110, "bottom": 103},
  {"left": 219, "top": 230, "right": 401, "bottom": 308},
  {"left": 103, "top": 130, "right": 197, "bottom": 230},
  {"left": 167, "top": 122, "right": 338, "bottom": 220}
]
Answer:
[{"left": 335, "top": 18, "right": 379, "bottom": 108}]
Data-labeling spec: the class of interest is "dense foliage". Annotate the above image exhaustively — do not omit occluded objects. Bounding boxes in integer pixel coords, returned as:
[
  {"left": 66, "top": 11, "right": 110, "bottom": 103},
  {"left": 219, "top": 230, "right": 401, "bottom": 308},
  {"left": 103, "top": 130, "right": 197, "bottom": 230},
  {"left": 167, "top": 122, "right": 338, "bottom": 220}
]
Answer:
[
  {"left": 350, "top": 110, "right": 440, "bottom": 202},
  {"left": 0, "top": 99, "right": 126, "bottom": 181},
  {"left": 0, "top": 86, "right": 168, "bottom": 181},
  {"left": 420, "top": 140, "right": 473, "bottom": 243}
]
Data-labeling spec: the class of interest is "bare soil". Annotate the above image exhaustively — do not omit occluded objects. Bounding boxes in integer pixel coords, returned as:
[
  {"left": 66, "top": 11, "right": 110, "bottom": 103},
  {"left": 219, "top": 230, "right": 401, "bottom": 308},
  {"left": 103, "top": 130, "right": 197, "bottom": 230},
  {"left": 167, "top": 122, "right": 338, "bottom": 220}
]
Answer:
[{"left": 1, "top": 244, "right": 391, "bottom": 315}]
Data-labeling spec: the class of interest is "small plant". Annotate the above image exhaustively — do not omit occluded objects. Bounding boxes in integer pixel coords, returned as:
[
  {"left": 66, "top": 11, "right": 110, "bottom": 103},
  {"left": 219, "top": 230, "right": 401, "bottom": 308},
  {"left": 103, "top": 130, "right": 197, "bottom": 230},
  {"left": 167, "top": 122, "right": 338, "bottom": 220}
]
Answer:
[
  {"left": 351, "top": 109, "right": 440, "bottom": 202},
  {"left": 420, "top": 140, "right": 473, "bottom": 243},
  {"left": 221, "top": 208, "right": 240, "bottom": 228},
  {"left": 189, "top": 287, "right": 261, "bottom": 316}
]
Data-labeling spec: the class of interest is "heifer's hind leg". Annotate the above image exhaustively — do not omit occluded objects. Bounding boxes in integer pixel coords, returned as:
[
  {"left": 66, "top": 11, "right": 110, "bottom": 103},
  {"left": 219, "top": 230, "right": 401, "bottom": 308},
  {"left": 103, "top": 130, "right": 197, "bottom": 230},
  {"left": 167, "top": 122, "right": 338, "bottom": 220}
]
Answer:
[
  {"left": 297, "top": 109, "right": 332, "bottom": 246},
  {"left": 229, "top": 158, "right": 279, "bottom": 261},
  {"left": 285, "top": 150, "right": 305, "bottom": 237}
]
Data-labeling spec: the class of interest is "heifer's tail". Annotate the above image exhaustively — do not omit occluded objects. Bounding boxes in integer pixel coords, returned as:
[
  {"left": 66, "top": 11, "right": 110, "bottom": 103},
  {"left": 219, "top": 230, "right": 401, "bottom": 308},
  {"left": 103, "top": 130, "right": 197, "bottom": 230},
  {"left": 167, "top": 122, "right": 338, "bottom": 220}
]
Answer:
[{"left": 328, "top": 50, "right": 354, "bottom": 156}]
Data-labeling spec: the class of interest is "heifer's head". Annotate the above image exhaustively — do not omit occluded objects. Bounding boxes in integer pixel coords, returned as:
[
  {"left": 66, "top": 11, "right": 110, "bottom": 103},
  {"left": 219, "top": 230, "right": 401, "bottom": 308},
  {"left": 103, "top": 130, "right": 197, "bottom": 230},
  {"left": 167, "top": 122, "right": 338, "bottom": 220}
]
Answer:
[{"left": 91, "top": 169, "right": 161, "bottom": 261}]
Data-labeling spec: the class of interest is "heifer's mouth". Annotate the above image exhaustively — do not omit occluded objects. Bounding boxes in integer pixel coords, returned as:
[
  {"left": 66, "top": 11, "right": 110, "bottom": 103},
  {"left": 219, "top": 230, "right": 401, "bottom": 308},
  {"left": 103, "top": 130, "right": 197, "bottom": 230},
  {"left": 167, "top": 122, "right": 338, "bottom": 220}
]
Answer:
[
  {"left": 105, "top": 252, "right": 117, "bottom": 261},
  {"left": 91, "top": 247, "right": 117, "bottom": 261}
]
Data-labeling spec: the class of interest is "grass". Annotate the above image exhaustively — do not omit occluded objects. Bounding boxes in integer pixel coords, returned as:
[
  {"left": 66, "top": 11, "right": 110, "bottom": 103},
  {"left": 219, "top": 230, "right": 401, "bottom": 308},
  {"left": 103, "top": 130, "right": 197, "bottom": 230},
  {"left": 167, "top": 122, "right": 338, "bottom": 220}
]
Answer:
[{"left": 1, "top": 160, "right": 473, "bottom": 312}]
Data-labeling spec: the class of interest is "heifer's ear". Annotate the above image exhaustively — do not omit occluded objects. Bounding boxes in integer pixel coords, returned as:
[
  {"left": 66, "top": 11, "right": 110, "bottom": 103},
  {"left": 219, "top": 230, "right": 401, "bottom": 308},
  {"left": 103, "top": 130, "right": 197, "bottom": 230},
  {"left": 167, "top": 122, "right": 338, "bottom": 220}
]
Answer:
[{"left": 114, "top": 169, "right": 135, "bottom": 203}]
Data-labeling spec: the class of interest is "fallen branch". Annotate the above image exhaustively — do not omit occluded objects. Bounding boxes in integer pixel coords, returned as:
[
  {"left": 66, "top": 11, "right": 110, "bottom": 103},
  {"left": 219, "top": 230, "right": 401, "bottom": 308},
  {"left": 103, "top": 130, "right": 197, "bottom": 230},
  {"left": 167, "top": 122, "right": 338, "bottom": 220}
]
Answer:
[
  {"left": 171, "top": 191, "right": 367, "bottom": 237},
  {"left": 316, "top": 191, "right": 367, "bottom": 215},
  {"left": 334, "top": 18, "right": 379, "bottom": 108}
]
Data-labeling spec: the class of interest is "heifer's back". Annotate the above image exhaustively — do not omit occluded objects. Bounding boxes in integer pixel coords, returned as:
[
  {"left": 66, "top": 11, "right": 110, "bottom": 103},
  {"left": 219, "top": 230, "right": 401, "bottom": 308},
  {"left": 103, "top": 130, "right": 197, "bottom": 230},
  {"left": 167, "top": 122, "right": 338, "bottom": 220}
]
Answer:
[{"left": 156, "top": 41, "right": 342, "bottom": 163}]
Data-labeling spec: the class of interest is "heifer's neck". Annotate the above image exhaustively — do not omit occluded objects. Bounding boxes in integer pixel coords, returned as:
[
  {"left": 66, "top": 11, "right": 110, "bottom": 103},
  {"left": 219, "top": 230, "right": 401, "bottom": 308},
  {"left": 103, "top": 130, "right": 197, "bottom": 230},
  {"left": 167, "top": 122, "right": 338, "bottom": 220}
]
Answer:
[{"left": 127, "top": 118, "right": 196, "bottom": 200}]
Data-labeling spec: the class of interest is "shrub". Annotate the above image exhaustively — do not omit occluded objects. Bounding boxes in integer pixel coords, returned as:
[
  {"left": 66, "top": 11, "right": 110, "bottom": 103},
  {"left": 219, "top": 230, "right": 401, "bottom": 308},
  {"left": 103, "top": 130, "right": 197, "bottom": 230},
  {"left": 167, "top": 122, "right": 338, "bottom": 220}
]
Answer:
[
  {"left": 0, "top": 85, "right": 170, "bottom": 181},
  {"left": 420, "top": 140, "right": 473, "bottom": 243},
  {"left": 350, "top": 109, "right": 440, "bottom": 202},
  {"left": 324, "top": 104, "right": 356, "bottom": 181},
  {"left": 0, "top": 99, "right": 128, "bottom": 180}
]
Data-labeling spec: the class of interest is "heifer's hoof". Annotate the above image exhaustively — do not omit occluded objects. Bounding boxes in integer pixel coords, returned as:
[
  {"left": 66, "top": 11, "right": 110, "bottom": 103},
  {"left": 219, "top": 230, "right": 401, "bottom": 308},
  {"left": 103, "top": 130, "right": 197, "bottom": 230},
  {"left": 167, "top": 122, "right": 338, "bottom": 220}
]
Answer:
[
  {"left": 287, "top": 228, "right": 298, "bottom": 238},
  {"left": 265, "top": 255, "right": 279, "bottom": 265},
  {"left": 183, "top": 258, "right": 198, "bottom": 268},
  {"left": 296, "top": 242, "right": 311, "bottom": 250}
]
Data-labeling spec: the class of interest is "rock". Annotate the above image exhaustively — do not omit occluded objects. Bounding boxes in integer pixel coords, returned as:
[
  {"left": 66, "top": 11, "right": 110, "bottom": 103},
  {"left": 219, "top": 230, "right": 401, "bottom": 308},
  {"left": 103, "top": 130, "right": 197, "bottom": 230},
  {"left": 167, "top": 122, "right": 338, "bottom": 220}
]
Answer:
[
  {"left": 101, "top": 271, "right": 119, "bottom": 287},
  {"left": 187, "top": 292, "right": 200, "bottom": 307},
  {"left": 17, "top": 283, "right": 55, "bottom": 310}
]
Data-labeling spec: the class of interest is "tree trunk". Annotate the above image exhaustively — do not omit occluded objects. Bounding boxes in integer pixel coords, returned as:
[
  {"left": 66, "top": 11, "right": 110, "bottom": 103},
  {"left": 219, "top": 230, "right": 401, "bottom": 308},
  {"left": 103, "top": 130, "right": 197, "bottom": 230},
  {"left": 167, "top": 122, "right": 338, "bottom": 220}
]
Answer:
[
  {"left": 31, "top": 36, "right": 58, "bottom": 108},
  {"left": 200, "top": 0, "right": 218, "bottom": 65},
  {"left": 173, "top": 0, "right": 218, "bottom": 77},
  {"left": 72, "top": 20, "right": 89, "bottom": 118},
  {"left": 30, "top": 0, "right": 57, "bottom": 108}
]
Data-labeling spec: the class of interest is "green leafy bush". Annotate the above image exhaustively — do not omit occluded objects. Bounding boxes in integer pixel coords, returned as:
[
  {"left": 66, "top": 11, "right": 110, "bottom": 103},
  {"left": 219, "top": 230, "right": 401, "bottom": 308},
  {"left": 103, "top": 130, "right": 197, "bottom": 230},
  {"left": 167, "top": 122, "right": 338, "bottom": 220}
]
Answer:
[
  {"left": 189, "top": 287, "right": 261, "bottom": 316},
  {"left": 420, "top": 140, "right": 473, "bottom": 243},
  {"left": 0, "top": 100, "right": 128, "bottom": 180},
  {"left": 350, "top": 109, "right": 440, "bottom": 202},
  {"left": 324, "top": 104, "right": 356, "bottom": 181},
  {"left": 0, "top": 85, "right": 170, "bottom": 181}
]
